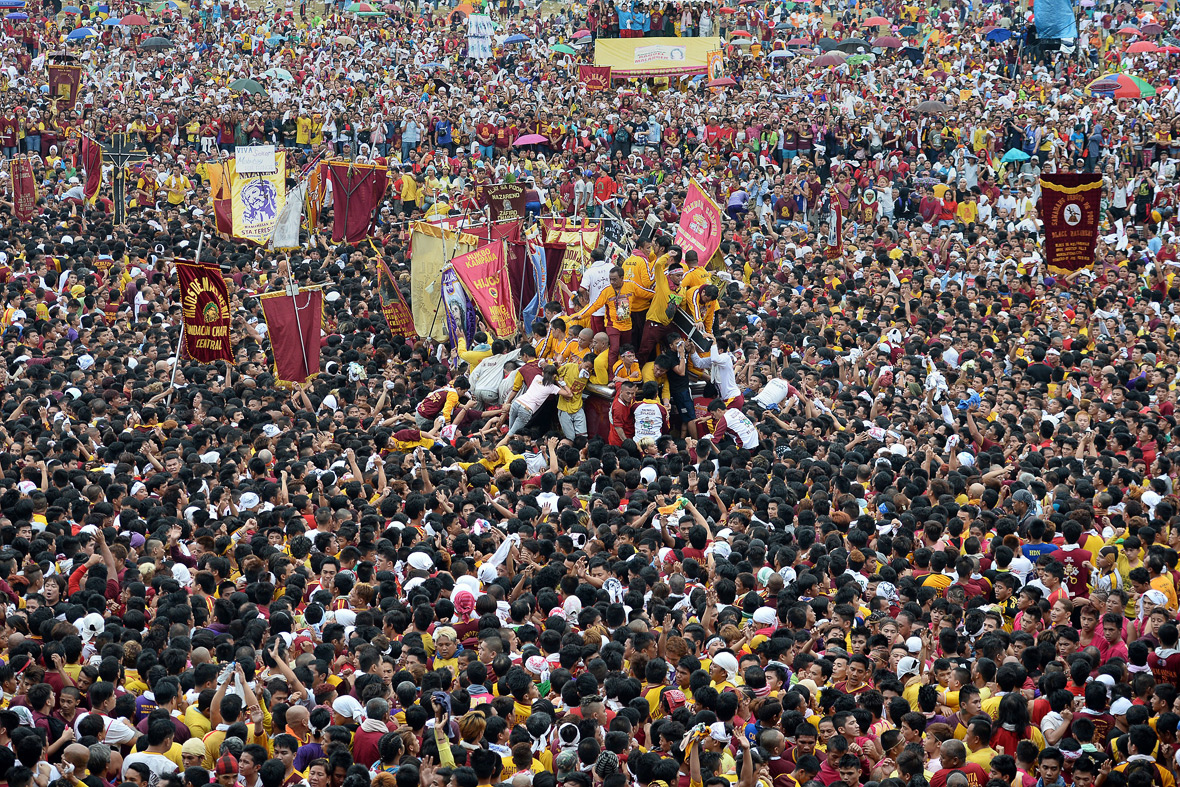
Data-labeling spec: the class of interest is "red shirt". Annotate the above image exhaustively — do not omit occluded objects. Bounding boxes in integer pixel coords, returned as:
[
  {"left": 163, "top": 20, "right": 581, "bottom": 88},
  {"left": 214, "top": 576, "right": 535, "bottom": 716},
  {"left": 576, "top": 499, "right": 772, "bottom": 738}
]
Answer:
[{"left": 609, "top": 393, "right": 634, "bottom": 446}]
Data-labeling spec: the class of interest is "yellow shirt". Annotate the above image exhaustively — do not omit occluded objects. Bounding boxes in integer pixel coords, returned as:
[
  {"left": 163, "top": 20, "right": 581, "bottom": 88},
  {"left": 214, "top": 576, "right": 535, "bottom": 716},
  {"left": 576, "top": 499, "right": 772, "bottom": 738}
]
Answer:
[
  {"left": 296, "top": 116, "right": 311, "bottom": 145},
  {"left": 966, "top": 747, "right": 999, "bottom": 768},
  {"left": 640, "top": 361, "right": 671, "bottom": 401},
  {"left": 185, "top": 706, "right": 212, "bottom": 741},
  {"left": 557, "top": 362, "right": 589, "bottom": 413},
  {"left": 1151, "top": 574, "right": 1178, "bottom": 612},
  {"left": 623, "top": 252, "right": 658, "bottom": 311},
  {"left": 590, "top": 350, "right": 610, "bottom": 386}
]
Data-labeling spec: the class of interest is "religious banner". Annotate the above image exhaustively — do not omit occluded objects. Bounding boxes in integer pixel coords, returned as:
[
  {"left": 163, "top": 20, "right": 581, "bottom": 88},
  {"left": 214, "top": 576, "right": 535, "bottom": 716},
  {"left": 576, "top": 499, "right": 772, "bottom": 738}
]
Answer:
[
  {"left": 1040, "top": 173, "right": 1102, "bottom": 274},
  {"left": 377, "top": 258, "right": 416, "bottom": 337},
  {"left": 231, "top": 152, "right": 285, "bottom": 245},
  {"left": 450, "top": 240, "right": 518, "bottom": 338},
  {"left": 707, "top": 50, "right": 724, "bottom": 82},
  {"left": 176, "top": 260, "right": 233, "bottom": 363},
  {"left": 10, "top": 156, "right": 36, "bottom": 222},
  {"left": 441, "top": 267, "right": 479, "bottom": 356},
  {"left": 824, "top": 199, "right": 843, "bottom": 260},
  {"left": 410, "top": 222, "right": 479, "bottom": 343},
  {"left": 271, "top": 181, "right": 305, "bottom": 249},
  {"left": 521, "top": 234, "right": 548, "bottom": 329},
  {"left": 578, "top": 64, "right": 612, "bottom": 91},
  {"left": 325, "top": 162, "right": 388, "bottom": 244},
  {"left": 79, "top": 136, "right": 102, "bottom": 205},
  {"left": 47, "top": 64, "right": 81, "bottom": 105},
  {"left": 259, "top": 288, "right": 323, "bottom": 385},
  {"left": 674, "top": 179, "right": 722, "bottom": 265},
  {"left": 484, "top": 182, "right": 527, "bottom": 223}
]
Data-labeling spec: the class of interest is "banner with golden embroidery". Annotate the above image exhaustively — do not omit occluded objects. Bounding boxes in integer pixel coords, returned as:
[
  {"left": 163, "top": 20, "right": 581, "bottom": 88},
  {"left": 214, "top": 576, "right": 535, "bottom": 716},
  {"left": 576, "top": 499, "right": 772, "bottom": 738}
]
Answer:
[
  {"left": 1040, "top": 173, "right": 1102, "bottom": 274},
  {"left": 450, "top": 240, "right": 517, "bottom": 339},
  {"left": 377, "top": 258, "right": 416, "bottom": 337},
  {"left": 11, "top": 156, "right": 36, "bottom": 221},
  {"left": 47, "top": 64, "right": 81, "bottom": 106},
  {"left": 176, "top": 260, "right": 233, "bottom": 363}
]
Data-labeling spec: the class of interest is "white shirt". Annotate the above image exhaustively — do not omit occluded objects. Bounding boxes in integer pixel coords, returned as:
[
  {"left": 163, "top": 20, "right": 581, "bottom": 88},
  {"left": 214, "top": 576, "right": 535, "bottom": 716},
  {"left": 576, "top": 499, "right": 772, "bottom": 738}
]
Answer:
[
  {"left": 708, "top": 349, "right": 741, "bottom": 400},
  {"left": 123, "top": 752, "right": 179, "bottom": 785},
  {"left": 753, "top": 379, "right": 796, "bottom": 409},
  {"left": 76, "top": 712, "right": 137, "bottom": 746},
  {"left": 580, "top": 261, "right": 613, "bottom": 317}
]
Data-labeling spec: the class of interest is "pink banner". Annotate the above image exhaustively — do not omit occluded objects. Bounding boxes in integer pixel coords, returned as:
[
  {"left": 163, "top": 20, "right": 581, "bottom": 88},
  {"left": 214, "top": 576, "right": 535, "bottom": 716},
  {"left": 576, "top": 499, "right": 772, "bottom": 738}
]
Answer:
[
  {"left": 674, "top": 179, "right": 722, "bottom": 264},
  {"left": 451, "top": 240, "right": 518, "bottom": 339}
]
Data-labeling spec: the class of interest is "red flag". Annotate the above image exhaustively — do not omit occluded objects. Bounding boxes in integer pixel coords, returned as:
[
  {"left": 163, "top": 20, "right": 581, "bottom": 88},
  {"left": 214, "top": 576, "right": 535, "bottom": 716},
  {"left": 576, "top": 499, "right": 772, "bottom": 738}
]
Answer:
[
  {"left": 674, "top": 179, "right": 722, "bottom": 265},
  {"left": 450, "top": 240, "right": 518, "bottom": 338},
  {"left": 79, "top": 136, "right": 102, "bottom": 205},
  {"left": 10, "top": 156, "right": 36, "bottom": 222},
  {"left": 326, "top": 162, "right": 389, "bottom": 244},
  {"left": 579, "top": 64, "right": 612, "bottom": 91},
  {"left": 1040, "top": 173, "right": 1102, "bottom": 275},
  {"left": 176, "top": 260, "right": 233, "bottom": 363},
  {"left": 259, "top": 289, "right": 323, "bottom": 385},
  {"left": 377, "top": 258, "right": 416, "bottom": 337}
]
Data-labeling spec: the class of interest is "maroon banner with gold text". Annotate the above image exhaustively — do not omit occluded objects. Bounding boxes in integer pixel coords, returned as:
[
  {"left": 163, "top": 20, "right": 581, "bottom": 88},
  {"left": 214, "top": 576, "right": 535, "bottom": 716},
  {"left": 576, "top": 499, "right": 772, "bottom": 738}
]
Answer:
[
  {"left": 1040, "top": 172, "right": 1102, "bottom": 274},
  {"left": 176, "top": 260, "right": 233, "bottom": 363}
]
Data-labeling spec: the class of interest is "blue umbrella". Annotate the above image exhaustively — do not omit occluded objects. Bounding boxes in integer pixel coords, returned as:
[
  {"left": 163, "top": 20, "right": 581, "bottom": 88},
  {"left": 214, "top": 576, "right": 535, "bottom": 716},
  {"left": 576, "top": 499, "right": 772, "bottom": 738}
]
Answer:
[
  {"left": 420, "top": 61, "right": 443, "bottom": 67},
  {"left": 1001, "top": 147, "right": 1031, "bottom": 163},
  {"left": 102, "top": 15, "right": 119, "bottom": 23},
  {"left": 503, "top": 33, "right": 528, "bottom": 43},
  {"left": 5, "top": 11, "right": 26, "bottom": 18},
  {"left": 986, "top": 27, "right": 1014, "bottom": 42},
  {"left": 0, "top": 1, "right": 26, "bottom": 7},
  {"left": 66, "top": 25, "right": 97, "bottom": 39},
  {"left": 62, "top": 5, "right": 82, "bottom": 12}
]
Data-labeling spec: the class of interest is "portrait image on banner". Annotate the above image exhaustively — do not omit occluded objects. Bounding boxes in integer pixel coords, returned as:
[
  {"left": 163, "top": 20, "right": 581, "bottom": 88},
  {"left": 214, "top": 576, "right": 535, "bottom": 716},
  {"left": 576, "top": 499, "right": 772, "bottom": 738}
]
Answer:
[
  {"left": 231, "top": 152, "right": 285, "bottom": 246},
  {"left": 1040, "top": 173, "right": 1102, "bottom": 274},
  {"left": 707, "top": 50, "right": 724, "bottom": 81},
  {"left": 47, "top": 64, "right": 81, "bottom": 105},
  {"left": 176, "top": 261, "right": 233, "bottom": 363}
]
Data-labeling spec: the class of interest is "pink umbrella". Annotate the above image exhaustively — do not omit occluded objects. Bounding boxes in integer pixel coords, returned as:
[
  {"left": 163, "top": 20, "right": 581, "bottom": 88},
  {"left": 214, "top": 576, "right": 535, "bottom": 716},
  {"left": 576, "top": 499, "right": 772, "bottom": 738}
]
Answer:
[
  {"left": 709, "top": 76, "right": 737, "bottom": 87},
  {"left": 810, "top": 51, "right": 847, "bottom": 68},
  {"left": 873, "top": 35, "right": 902, "bottom": 47},
  {"left": 513, "top": 134, "right": 548, "bottom": 146},
  {"left": 573, "top": 28, "right": 590, "bottom": 37}
]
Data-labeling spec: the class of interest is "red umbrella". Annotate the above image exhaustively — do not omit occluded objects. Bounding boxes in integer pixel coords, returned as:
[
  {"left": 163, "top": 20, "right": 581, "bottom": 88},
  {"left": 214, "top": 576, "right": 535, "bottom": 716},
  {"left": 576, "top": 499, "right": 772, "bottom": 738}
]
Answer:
[
  {"left": 120, "top": 13, "right": 148, "bottom": 24},
  {"left": 572, "top": 28, "right": 590, "bottom": 37},
  {"left": 810, "top": 51, "right": 847, "bottom": 68},
  {"left": 719, "top": 6, "right": 736, "bottom": 12},
  {"left": 787, "top": 37, "right": 810, "bottom": 45},
  {"left": 1163, "top": 45, "right": 1180, "bottom": 53},
  {"left": 873, "top": 35, "right": 902, "bottom": 47},
  {"left": 1118, "top": 25, "right": 1142, "bottom": 34},
  {"left": 1129, "top": 40, "right": 1161, "bottom": 52},
  {"left": 709, "top": 76, "right": 737, "bottom": 86},
  {"left": 1142, "top": 22, "right": 1165, "bottom": 34},
  {"left": 864, "top": 15, "right": 889, "bottom": 25},
  {"left": 730, "top": 29, "right": 752, "bottom": 36}
]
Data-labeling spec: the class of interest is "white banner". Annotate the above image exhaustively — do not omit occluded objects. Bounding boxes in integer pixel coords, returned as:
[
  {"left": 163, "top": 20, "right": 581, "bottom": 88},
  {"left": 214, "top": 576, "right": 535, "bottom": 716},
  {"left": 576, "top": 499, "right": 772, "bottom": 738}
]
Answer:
[
  {"left": 271, "top": 180, "right": 306, "bottom": 249},
  {"left": 467, "top": 14, "right": 494, "bottom": 61},
  {"left": 236, "top": 144, "right": 278, "bottom": 174}
]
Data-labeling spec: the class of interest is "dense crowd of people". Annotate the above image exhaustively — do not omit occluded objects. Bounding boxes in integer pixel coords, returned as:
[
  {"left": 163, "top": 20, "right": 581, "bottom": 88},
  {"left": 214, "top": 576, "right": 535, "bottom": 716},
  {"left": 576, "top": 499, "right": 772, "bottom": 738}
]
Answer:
[{"left": 0, "top": 5, "right": 1180, "bottom": 787}]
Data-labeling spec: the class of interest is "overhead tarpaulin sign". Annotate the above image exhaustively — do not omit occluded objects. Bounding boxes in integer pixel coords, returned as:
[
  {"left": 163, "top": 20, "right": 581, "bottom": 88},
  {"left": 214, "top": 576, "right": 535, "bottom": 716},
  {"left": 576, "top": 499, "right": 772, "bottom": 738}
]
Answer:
[
  {"left": 1040, "top": 173, "right": 1102, "bottom": 274},
  {"left": 410, "top": 222, "right": 479, "bottom": 343},
  {"left": 468, "top": 13, "right": 494, "bottom": 61},
  {"left": 594, "top": 36, "right": 720, "bottom": 78}
]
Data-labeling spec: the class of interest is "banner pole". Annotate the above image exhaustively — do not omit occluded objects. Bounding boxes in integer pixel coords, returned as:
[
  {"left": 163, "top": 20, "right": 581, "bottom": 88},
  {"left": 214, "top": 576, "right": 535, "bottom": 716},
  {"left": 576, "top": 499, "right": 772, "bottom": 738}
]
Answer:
[{"left": 166, "top": 232, "right": 202, "bottom": 407}]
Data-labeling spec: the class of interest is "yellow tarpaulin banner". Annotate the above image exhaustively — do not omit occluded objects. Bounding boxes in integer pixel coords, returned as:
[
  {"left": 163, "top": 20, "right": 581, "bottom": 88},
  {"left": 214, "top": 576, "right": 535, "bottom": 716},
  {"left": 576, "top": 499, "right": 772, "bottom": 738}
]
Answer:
[
  {"left": 231, "top": 152, "right": 285, "bottom": 246},
  {"left": 594, "top": 36, "right": 721, "bottom": 78},
  {"left": 409, "top": 222, "right": 479, "bottom": 343}
]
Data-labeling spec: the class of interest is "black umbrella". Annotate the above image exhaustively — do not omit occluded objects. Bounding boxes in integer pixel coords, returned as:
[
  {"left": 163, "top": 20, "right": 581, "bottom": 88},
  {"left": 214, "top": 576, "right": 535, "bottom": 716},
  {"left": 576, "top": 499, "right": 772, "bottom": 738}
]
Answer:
[
  {"left": 816, "top": 37, "right": 840, "bottom": 51},
  {"left": 915, "top": 99, "right": 950, "bottom": 114},
  {"left": 836, "top": 37, "right": 871, "bottom": 52},
  {"left": 900, "top": 45, "right": 924, "bottom": 63},
  {"left": 140, "top": 36, "right": 174, "bottom": 49}
]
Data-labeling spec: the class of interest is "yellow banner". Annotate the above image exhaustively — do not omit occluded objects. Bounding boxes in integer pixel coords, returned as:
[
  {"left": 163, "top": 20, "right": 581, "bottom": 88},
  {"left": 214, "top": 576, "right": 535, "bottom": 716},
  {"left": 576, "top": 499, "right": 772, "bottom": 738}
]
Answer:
[
  {"left": 594, "top": 36, "right": 721, "bottom": 78},
  {"left": 231, "top": 153, "right": 285, "bottom": 246},
  {"left": 409, "top": 222, "right": 478, "bottom": 342}
]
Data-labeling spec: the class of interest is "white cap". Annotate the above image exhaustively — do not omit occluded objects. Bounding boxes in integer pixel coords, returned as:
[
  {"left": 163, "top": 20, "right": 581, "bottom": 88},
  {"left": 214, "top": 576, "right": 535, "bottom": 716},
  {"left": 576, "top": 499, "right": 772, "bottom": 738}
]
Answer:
[
  {"left": 897, "top": 656, "right": 921, "bottom": 679},
  {"left": 1111, "top": 697, "right": 1133, "bottom": 716},
  {"left": 78, "top": 612, "right": 105, "bottom": 642},
  {"left": 239, "top": 492, "right": 260, "bottom": 510},
  {"left": 905, "top": 636, "right": 923, "bottom": 654},
  {"left": 262, "top": 424, "right": 282, "bottom": 437},
  {"left": 77, "top": 354, "right": 94, "bottom": 370}
]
